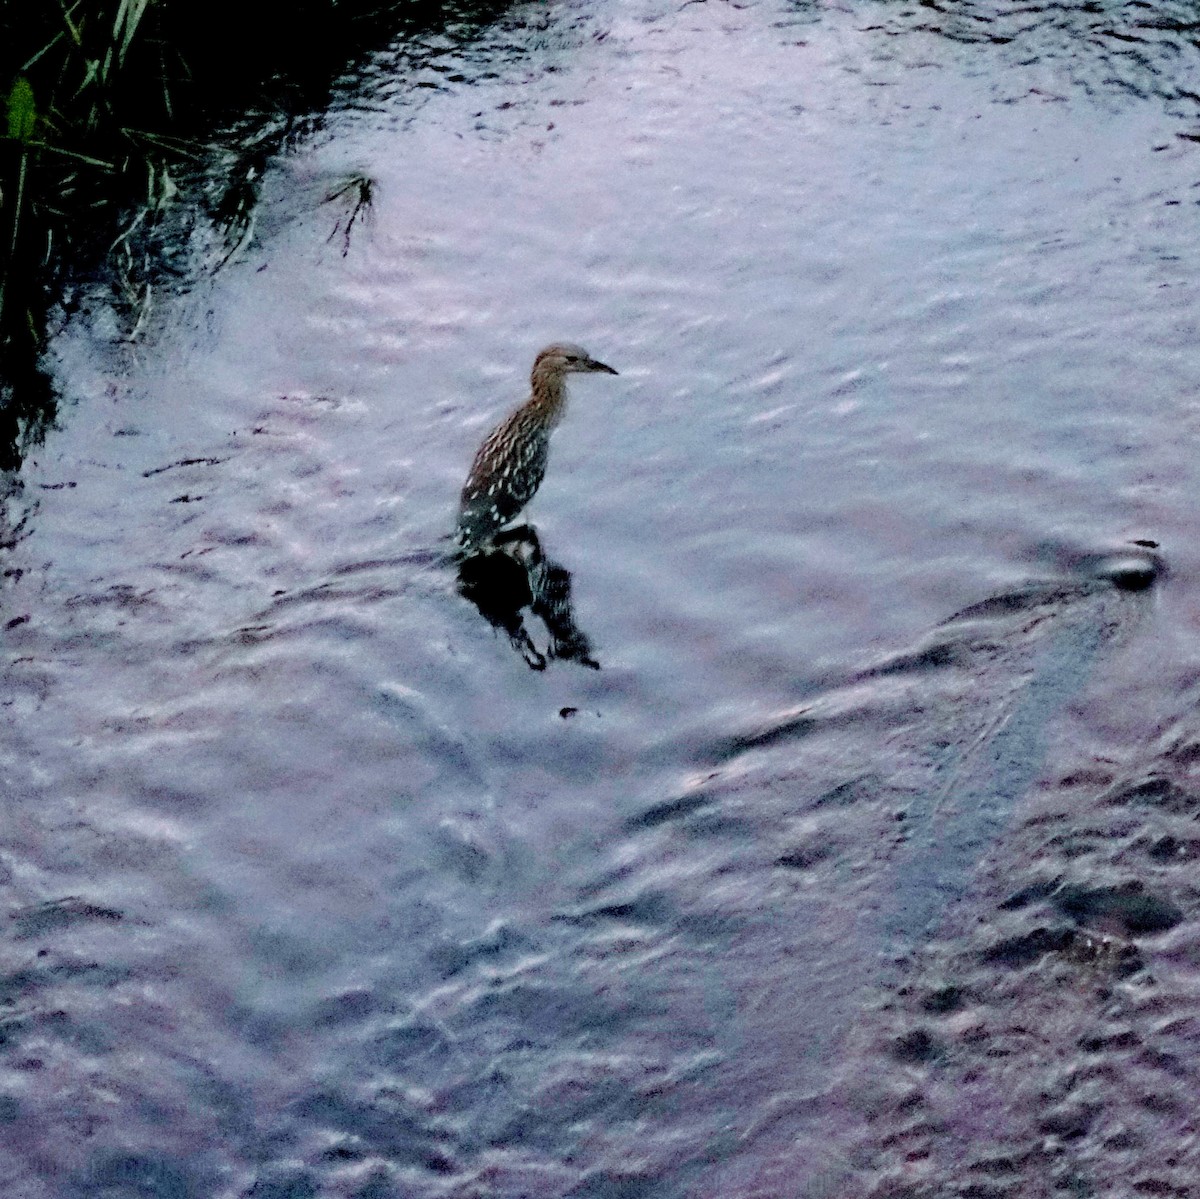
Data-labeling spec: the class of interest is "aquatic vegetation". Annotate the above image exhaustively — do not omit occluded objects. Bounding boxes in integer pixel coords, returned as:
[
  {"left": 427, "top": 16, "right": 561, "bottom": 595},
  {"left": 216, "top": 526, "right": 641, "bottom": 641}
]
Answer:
[
  {"left": 324, "top": 173, "right": 375, "bottom": 257},
  {"left": 0, "top": 0, "right": 510, "bottom": 471}
]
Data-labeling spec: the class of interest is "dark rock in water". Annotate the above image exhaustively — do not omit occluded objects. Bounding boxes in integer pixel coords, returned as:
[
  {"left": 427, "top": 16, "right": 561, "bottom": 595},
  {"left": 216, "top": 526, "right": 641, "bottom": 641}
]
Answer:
[
  {"left": 1079, "top": 546, "right": 1164, "bottom": 591},
  {"left": 1093, "top": 548, "right": 1163, "bottom": 590},
  {"left": 1051, "top": 882, "right": 1183, "bottom": 936},
  {"left": 1105, "top": 560, "right": 1159, "bottom": 591}
]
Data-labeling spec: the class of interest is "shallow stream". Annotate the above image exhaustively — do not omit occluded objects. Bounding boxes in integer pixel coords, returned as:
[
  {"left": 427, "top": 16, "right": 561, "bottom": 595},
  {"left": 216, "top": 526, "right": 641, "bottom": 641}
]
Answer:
[{"left": 4, "top": 2, "right": 1200, "bottom": 1196}]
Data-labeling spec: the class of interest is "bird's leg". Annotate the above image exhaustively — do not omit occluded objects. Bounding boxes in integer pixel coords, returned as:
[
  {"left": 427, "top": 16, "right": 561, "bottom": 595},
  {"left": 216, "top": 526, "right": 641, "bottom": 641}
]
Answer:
[
  {"left": 492, "top": 523, "right": 540, "bottom": 551},
  {"left": 511, "top": 626, "right": 547, "bottom": 671}
]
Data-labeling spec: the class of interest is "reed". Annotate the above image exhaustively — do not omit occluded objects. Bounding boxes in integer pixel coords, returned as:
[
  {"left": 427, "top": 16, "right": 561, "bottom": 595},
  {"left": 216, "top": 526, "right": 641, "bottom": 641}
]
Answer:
[{"left": 0, "top": 1, "right": 508, "bottom": 471}]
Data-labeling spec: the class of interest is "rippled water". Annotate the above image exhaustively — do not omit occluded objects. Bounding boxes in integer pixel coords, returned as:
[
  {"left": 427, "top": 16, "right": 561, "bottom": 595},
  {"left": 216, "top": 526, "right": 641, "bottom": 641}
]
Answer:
[{"left": 5, "top": 2, "right": 1200, "bottom": 1196}]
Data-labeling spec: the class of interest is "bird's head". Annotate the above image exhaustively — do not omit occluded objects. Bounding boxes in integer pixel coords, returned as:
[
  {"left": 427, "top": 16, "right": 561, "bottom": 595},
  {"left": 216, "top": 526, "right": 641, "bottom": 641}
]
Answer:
[{"left": 532, "top": 342, "right": 619, "bottom": 384}]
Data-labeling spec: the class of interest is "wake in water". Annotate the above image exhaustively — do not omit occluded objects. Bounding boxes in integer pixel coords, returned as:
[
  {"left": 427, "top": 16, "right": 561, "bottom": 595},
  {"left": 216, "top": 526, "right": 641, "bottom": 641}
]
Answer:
[{"left": 558, "top": 546, "right": 1168, "bottom": 1198}]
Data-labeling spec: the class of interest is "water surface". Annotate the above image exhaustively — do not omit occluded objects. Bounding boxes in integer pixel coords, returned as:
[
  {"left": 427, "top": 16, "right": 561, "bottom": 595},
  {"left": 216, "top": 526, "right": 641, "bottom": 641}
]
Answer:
[{"left": 4, "top": 2, "right": 1200, "bottom": 1195}]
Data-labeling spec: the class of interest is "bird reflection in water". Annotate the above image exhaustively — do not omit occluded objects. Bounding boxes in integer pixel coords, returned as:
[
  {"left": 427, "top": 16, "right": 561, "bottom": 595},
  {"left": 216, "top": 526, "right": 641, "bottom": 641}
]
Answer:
[
  {"left": 453, "top": 342, "right": 618, "bottom": 670},
  {"left": 457, "top": 526, "right": 598, "bottom": 671}
]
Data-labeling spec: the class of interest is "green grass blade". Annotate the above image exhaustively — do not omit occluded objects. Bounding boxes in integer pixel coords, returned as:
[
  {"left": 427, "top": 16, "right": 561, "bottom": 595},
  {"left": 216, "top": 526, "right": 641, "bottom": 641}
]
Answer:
[
  {"left": 6, "top": 78, "right": 37, "bottom": 143},
  {"left": 113, "top": 0, "right": 154, "bottom": 68}
]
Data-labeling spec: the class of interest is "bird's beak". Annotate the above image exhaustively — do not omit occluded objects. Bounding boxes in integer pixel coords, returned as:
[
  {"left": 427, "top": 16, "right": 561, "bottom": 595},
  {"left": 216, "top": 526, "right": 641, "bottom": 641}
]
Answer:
[{"left": 587, "top": 358, "right": 619, "bottom": 375}]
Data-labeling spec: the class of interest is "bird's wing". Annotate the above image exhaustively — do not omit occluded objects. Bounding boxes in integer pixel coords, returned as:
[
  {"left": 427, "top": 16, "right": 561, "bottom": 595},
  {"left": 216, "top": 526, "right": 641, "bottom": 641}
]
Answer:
[{"left": 456, "top": 410, "right": 549, "bottom": 545}]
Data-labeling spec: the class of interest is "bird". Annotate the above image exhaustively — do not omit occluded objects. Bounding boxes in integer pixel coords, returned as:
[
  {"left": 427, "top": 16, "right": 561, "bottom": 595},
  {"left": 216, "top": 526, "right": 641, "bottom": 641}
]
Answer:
[{"left": 454, "top": 342, "right": 619, "bottom": 553}]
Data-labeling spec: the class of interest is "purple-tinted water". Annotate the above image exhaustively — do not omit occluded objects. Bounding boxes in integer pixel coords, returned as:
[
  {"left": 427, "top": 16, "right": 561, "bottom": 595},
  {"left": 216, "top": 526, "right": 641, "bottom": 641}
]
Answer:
[{"left": 4, "top": 2, "right": 1200, "bottom": 1196}]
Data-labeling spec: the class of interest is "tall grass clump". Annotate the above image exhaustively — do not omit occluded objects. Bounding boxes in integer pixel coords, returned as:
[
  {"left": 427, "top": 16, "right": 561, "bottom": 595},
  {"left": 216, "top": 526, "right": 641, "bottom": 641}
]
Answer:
[{"left": 0, "top": 0, "right": 509, "bottom": 473}]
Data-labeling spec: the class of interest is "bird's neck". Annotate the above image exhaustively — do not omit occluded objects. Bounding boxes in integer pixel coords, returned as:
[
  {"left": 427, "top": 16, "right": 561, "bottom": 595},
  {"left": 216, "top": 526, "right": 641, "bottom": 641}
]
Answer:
[{"left": 528, "top": 370, "right": 569, "bottom": 429}]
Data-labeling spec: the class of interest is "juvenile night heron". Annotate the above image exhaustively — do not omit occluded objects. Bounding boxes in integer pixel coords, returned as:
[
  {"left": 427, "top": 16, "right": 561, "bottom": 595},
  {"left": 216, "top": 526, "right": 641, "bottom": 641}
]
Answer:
[{"left": 454, "top": 342, "right": 619, "bottom": 553}]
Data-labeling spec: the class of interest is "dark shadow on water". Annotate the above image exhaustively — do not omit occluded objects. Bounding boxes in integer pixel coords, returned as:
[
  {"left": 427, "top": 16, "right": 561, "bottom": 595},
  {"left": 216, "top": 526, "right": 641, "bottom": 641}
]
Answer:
[{"left": 456, "top": 525, "right": 598, "bottom": 671}]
